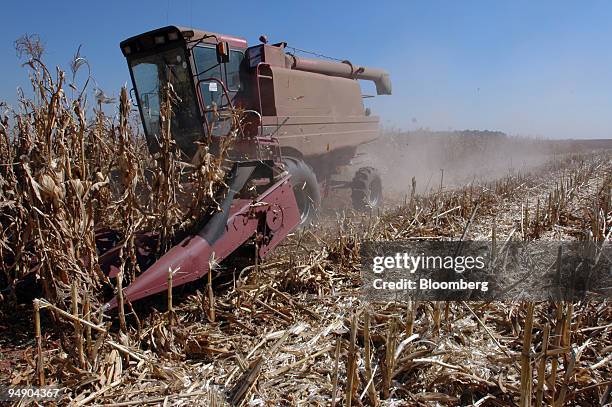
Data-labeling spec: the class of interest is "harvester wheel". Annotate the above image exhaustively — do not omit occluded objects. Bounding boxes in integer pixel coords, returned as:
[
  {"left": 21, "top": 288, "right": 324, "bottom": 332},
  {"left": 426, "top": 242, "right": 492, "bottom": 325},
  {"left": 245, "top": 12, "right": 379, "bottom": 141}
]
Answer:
[
  {"left": 351, "top": 167, "right": 383, "bottom": 211},
  {"left": 283, "top": 157, "right": 321, "bottom": 225}
]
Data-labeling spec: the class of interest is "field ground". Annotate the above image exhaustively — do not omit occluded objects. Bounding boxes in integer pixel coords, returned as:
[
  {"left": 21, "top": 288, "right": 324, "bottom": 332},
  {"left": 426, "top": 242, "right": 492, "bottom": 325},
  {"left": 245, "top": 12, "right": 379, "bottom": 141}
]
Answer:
[{"left": 1, "top": 142, "right": 610, "bottom": 406}]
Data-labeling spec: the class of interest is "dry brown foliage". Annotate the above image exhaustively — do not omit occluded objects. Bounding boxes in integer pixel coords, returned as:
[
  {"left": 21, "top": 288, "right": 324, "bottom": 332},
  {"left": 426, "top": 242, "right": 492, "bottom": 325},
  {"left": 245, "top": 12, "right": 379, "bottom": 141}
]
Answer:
[{"left": 0, "top": 36, "right": 234, "bottom": 311}]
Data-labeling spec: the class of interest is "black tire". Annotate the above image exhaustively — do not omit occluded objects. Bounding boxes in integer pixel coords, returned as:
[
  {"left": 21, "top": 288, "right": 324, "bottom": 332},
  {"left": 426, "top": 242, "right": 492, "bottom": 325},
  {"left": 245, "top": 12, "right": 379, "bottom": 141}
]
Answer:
[
  {"left": 351, "top": 167, "right": 383, "bottom": 211},
  {"left": 283, "top": 157, "right": 321, "bottom": 226}
]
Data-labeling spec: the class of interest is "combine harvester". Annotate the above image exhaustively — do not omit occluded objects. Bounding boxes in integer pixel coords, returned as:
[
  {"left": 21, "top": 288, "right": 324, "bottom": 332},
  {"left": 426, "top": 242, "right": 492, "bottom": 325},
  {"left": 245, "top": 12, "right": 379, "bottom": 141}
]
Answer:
[{"left": 105, "top": 26, "right": 391, "bottom": 308}]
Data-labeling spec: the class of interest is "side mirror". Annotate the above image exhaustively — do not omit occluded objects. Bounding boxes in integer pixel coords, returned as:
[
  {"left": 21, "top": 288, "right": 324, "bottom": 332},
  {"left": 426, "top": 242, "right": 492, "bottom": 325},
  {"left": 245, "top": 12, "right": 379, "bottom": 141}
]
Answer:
[{"left": 216, "top": 42, "right": 230, "bottom": 63}]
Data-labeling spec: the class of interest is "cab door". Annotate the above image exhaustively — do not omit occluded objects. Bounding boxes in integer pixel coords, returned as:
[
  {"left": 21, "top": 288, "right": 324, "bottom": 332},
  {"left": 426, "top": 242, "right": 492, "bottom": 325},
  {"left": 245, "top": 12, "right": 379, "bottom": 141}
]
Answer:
[
  {"left": 193, "top": 46, "right": 244, "bottom": 134},
  {"left": 222, "top": 49, "right": 245, "bottom": 104},
  {"left": 193, "top": 46, "right": 223, "bottom": 116}
]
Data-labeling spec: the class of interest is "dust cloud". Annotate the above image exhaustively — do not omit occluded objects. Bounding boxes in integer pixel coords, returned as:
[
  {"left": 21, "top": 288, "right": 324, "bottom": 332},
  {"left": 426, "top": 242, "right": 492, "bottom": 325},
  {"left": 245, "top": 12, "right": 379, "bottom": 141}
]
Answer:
[{"left": 349, "top": 130, "right": 557, "bottom": 200}]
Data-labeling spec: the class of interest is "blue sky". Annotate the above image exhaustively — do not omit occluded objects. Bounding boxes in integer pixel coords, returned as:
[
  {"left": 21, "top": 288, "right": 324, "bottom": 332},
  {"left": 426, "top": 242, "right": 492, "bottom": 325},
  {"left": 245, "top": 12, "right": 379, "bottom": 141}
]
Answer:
[{"left": 1, "top": 1, "right": 611, "bottom": 138}]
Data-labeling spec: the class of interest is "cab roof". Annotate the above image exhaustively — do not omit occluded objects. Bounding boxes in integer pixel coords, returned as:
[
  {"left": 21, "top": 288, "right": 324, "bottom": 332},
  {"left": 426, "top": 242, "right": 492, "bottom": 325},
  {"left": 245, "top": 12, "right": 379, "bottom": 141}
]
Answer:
[{"left": 120, "top": 25, "right": 248, "bottom": 56}]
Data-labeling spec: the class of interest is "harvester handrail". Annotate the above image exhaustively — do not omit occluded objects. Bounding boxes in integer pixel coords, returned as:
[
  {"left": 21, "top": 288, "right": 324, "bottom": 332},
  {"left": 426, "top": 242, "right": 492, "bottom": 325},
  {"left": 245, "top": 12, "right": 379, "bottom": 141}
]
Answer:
[
  {"left": 240, "top": 109, "right": 264, "bottom": 138},
  {"left": 194, "top": 76, "right": 234, "bottom": 113},
  {"left": 255, "top": 62, "right": 272, "bottom": 117},
  {"left": 193, "top": 76, "right": 238, "bottom": 137}
]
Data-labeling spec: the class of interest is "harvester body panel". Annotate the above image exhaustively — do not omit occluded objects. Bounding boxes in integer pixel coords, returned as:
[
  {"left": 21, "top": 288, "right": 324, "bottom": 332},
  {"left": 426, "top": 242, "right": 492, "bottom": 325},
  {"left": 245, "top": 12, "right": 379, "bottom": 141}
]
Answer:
[
  {"left": 121, "top": 26, "right": 391, "bottom": 171},
  {"left": 105, "top": 25, "right": 391, "bottom": 307}
]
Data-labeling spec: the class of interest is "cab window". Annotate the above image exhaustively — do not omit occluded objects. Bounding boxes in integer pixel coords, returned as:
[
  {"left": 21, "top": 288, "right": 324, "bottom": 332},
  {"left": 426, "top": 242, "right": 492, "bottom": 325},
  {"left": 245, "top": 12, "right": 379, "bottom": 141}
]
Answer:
[
  {"left": 225, "top": 50, "right": 244, "bottom": 91},
  {"left": 193, "top": 46, "right": 222, "bottom": 80},
  {"left": 193, "top": 46, "right": 223, "bottom": 111}
]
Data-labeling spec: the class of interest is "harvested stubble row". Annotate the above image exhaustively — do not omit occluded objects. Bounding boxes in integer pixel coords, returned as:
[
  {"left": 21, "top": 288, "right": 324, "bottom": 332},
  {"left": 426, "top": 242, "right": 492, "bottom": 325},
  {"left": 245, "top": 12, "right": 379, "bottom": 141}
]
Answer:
[{"left": 3, "top": 150, "right": 610, "bottom": 406}]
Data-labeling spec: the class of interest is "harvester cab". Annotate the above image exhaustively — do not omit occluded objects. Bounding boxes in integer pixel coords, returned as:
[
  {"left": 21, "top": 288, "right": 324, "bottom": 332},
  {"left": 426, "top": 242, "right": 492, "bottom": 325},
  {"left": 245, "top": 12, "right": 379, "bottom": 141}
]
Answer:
[
  {"left": 106, "top": 25, "right": 392, "bottom": 309},
  {"left": 121, "top": 26, "right": 247, "bottom": 158}
]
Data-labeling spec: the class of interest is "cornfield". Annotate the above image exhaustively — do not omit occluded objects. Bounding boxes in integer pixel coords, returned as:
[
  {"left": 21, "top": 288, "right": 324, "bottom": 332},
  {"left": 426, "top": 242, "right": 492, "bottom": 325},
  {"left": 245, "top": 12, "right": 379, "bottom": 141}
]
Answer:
[
  {"left": 1, "top": 35, "right": 233, "bottom": 311},
  {"left": 0, "top": 36, "right": 611, "bottom": 406}
]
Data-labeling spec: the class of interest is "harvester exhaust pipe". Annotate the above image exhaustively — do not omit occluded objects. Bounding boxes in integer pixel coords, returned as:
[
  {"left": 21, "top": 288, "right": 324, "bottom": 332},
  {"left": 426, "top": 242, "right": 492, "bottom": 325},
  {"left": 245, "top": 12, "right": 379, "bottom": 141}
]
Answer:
[{"left": 285, "top": 55, "right": 392, "bottom": 95}]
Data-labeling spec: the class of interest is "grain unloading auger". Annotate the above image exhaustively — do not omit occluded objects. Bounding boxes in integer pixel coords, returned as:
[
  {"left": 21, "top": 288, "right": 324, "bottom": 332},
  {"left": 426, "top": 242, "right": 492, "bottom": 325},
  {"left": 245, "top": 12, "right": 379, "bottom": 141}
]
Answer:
[{"left": 104, "top": 26, "right": 392, "bottom": 309}]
